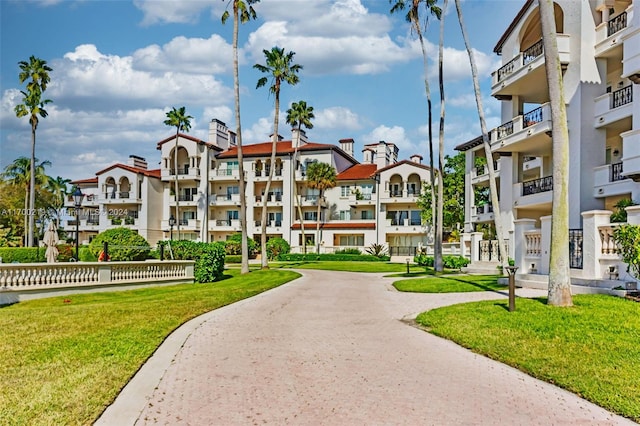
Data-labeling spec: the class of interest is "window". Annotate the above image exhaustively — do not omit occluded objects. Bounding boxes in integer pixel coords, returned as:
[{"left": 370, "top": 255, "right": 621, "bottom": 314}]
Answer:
[
  {"left": 227, "top": 186, "right": 239, "bottom": 196},
  {"left": 341, "top": 186, "right": 350, "bottom": 197},
  {"left": 227, "top": 161, "right": 239, "bottom": 170},
  {"left": 387, "top": 210, "right": 408, "bottom": 225},
  {"left": 338, "top": 235, "right": 364, "bottom": 246},
  {"left": 299, "top": 234, "right": 315, "bottom": 246},
  {"left": 410, "top": 210, "right": 421, "bottom": 226},
  {"left": 339, "top": 210, "right": 351, "bottom": 220},
  {"left": 304, "top": 211, "right": 318, "bottom": 221},
  {"left": 361, "top": 210, "right": 374, "bottom": 220}
]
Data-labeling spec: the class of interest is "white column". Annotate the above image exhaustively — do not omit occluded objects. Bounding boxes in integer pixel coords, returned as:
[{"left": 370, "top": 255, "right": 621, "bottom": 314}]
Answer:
[
  {"left": 540, "top": 215, "right": 552, "bottom": 275},
  {"left": 469, "top": 232, "right": 483, "bottom": 263},
  {"left": 581, "top": 210, "right": 613, "bottom": 280},
  {"left": 626, "top": 205, "right": 640, "bottom": 225}
]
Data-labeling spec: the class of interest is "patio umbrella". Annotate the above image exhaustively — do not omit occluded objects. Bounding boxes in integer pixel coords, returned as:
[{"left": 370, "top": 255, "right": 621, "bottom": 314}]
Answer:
[{"left": 42, "top": 222, "right": 59, "bottom": 263}]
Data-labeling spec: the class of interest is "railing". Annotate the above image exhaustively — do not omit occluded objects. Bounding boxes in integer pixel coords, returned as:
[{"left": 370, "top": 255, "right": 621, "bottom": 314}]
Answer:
[
  {"left": 522, "top": 39, "right": 543, "bottom": 66},
  {"left": 569, "top": 229, "right": 583, "bottom": 269},
  {"left": 497, "top": 120, "right": 514, "bottom": 139},
  {"left": 0, "top": 261, "right": 194, "bottom": 292},
  {"left": 497, "top": 56, "right": 518, "bottom": 83},
  {"left": 177, "top": 194, "right": 194, "bottom": 202},
  {"left": 169, "top": 167, "right": 198, "bottom": 176},
  {"left": 608, "top": 11, "right": 627, "bottom": 37},
  {"left": 214, "top": 169, "right": 238, "bottom": 177},
  {"left": 302, "top": 195, "right": 318, "bottom": 202},
  {"left": 523, "top": 106, "right": 544, "bottom": 128},
  {"left": 524, "top": 231, "right": 542, "bottom": 257},
  {"left": 612, "top": 85, "right": 633, "bottom": 109},
  {"left": 599, "top": 225, "right": 620, "bottom": 255},
  {"left": 119, "top": 191, "right": 130, "bottom": 199},
  {"left": 479, "top": 240, "right": 501, "bottom": 262},
  {"left": 610, "top": 162, "right": 625, "bottom": 182},
  {"left": 522, "top": 176, "right": 553, "bottom": 196},
  {"left": 216, "top": 219, "right": 232, "bottom": 226}
]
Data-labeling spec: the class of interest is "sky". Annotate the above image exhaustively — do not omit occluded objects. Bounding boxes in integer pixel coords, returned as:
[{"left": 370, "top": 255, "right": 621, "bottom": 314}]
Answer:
[{"left": 0, "top": 0, "right": 524, "bottom": 182}]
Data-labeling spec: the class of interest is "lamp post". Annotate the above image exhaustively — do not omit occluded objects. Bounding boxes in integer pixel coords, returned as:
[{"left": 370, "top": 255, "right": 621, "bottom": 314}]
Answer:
[
  {"left": 72, "top": 186, "right": 84, "bottom": 261},
  {"left": 169, "top": 214, "right": 176, "bottom": 241}
]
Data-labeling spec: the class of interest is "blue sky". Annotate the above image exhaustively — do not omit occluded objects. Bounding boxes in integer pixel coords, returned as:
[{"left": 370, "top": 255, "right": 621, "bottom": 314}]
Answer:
[{"left": 0, "top": 0, "right": 523, "bottom": 182}]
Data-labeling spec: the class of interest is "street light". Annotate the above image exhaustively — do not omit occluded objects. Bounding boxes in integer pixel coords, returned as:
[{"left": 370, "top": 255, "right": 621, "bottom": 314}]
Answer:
[
  {"left": 72, "top": 186, "right": 84, "bottom": 261},
  {"left": 169, "top": 214, "right": 176, "bottom": 241}
]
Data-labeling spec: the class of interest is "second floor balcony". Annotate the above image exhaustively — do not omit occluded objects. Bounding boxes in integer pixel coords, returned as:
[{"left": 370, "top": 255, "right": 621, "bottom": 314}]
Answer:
[
  {"left": 489, "top": 104, "right": 552, "bottom": 155},
  {"left": 593, "top": 162, "right": 633, "bottom": 197},
  {"left": 161, "top": 167, "right": 200, "bottom": 182},
  {"left": 491, "top": 35, "right": 570, "bottom": 102},
  {"left": 513, "top": 175, "right": 553, "bottom": 210},
  {"left": 595, "top": 85, "right": 633, "bottom": 128}
]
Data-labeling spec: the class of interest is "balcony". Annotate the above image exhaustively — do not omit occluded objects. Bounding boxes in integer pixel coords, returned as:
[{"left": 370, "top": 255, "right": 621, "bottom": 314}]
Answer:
[
  {"left": 211, "top": 193, "right": 241, "bottom": 206},
  {"left": 348, "top": 192, "right": 375, "bottom": 207},
  {"left": 491, "top": 35, "right": 570, "bottom": 103},
  {"left": 513, "top": 176, "right": 553, "bottom": 210},
  {"left": 101, "top": 191, "right": 141, "bottom": 204},
  {"left": 594, "top": 85, "right": 634, "bottom": 128},
  {"left": 379, "top": 189, "right": 421, "bottom": 203},
  {"left": 210, "top": 169, "right": 243, "bottom": 181},
  {"left": 171, "top": 194, "right": 198, "bottom": 206},
  {"left": 594, "top": 162, "right": 634, "bottom": 197},
  {"left": 301, "top": 195, "right": 319, "bottom": 206},
  {"left": 254, "top": 193, "right": 284, "bottom": 206},
  {"left": 161, "top": 167, "right": 200, "bottom": 182},
  {"left": 472, "top": 161, "right": 500, "bottom": 184},
  {"left": 489, "top": 104, "right": 552, "bottom": 155},
  {"left": 621, "top": 129, "right": 640, "bottom": 181},
  {"left": 472, "top": 204, "right": 494, "bottom": 223},
  {"left": 595, "top": 11, "right": 627, "bottom": 58},
  {"left": 384, "top": 217, "right": 424, "bottom": 234},
  {"left": 163, "top": 219, "right": 200, "bottom": 230},
  {"left": 209, "top": 219, "right": 240, "bottom": 231}
]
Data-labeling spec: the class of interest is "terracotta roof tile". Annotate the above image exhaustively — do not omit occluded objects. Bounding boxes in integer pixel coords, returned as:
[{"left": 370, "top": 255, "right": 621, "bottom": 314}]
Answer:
[
  {"left": 71, "top": 177, "right": 98, "bottom": 185},
  {"left": 216, "top": 140, "right": 344, "bottom": 159},
  {"left": 336, "top": 164, "right": 378, "bottom": 180},
  {"left": 95, "top": 164, "right": 161, "bottom": 178}
]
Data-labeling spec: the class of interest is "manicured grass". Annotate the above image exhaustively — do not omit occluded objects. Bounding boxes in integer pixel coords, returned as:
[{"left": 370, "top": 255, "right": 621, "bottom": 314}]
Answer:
[
  {"left": 272, "top": 260, "right": 412, "bottom": 273},
  {"left": 0, "top": 269, "right": 300, "bottom": 426},
  {"left": 394, "top": 274, "right": 506, "bottom": 293},
  {"left": 416, "top": 295, "right": 640, "bottom": 422}
]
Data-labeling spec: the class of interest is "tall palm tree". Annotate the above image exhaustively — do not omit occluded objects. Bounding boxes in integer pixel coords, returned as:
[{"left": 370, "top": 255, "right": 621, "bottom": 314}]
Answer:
[
  {"left": 44, "top": 175, "right": 71, "bottom": 227},
  {"left": 435, "top": 0, "right": 448, "bottom": 272},
  {"left": 14, "top": 56, "right": 53, "bottom": 247},
  {"left": 164, "top": 106, "right": 193, "bottom": 241},
  {"left": 539, "top": 0, "right": 572, "bottom": 307},
  {"left": 389, "top": 0, "right": 441, "bottom": 263},
  {"left": 254, "top": 46, "right": 303, "bottom": 269},
  {"left": 453, "top": 0, "right": 508, "bottom": 266},
  {"left": 306, "top": 162, "right": 337, "bottom": 254},
  {"left": 286, "top": 100, "right": 315, "bottom": 254},
  {"left": 222, "top": 0, "right": 260, "bottom": 275},
  {"left": 2, "top": 157, "right": 51, "bottom": 246}
]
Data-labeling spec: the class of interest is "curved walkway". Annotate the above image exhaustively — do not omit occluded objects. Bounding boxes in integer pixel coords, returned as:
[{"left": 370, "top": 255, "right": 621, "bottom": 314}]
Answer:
[{"left": 97, "top": 270, "right": 634, "bottom": 425}]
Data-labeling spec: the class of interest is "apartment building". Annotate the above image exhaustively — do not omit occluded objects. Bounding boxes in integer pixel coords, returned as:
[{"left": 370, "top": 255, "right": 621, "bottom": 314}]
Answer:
[
  {"left": 457, "top": 0, "right": 640, "bottom": 281},
  {"left": 64, "top": 155, "right": 163, "bottom": 245}
]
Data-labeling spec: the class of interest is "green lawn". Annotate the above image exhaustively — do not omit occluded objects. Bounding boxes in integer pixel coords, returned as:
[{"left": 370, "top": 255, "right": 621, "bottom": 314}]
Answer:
[
  {"left": 0, "top": 269, "right": 300, "bottom": 426},
  {"left": 394, "top": 274, "right": 506, "bottom": 293},
  {"left": 416, "top": 295, "right": 640, "bottom": 422}
]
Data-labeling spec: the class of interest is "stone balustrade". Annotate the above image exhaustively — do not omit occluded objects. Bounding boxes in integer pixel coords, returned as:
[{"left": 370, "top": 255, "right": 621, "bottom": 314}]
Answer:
[{"left": 0, "top": 260, "right": 195, "bottom": 304}]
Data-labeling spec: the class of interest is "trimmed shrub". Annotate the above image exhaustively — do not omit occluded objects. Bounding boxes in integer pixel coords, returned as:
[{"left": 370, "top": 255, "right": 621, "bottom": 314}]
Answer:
[
  {"left": 224, "top": 233, "right": 258, "bottom": 257},
  {"left": 225, "top": 255, "right": 242, "bottom": 264},
  {"left": 266, "top": 237, "right": 290, "bottom": 260},
  {"left": 89, "top": 228, "right": 151, "bottom": 261},
  {"left": 158, "top": 240, "right": 226, "bottom": 282},
  {"left": 334, "top": 248, "right": 361, "bottom": 255},
  {"left": 0, "top": 247, "right": 44, "bottom": 263},
  {"left": 414, "top": 255, "right": 470, "bottom": 270},
  {"left": 79, "top": 247, "right": 97, "bottom": 262},
  {"left": 276, "top": 253, "right": 390, "bottom": 262}
]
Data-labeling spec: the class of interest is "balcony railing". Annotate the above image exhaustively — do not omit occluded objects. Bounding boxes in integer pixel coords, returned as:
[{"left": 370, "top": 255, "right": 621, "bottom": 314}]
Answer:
[
  {"left": 216, "top": 220, "right": 232, "bottom": 226},
  {"left": 497, "top": 120, "right": 514, "bottom": 139},
  {"left": 610, "top": 162, "right": 626, "bottom": 182},
  {"left": 302, "top": 195, "right": 318, "bottom": 202},
  {"left": 497, "top": 56, "right": 518, "bottom": 83},
  {"left": 522, "top": 39, "right": 543, "bottom": 66},
  {"left": 176, "top": 194, "right": 194, "bottom": 202},
  {"left": 523, "top": 106, "right": 544, "bottom": 128},
  {"left": 522, "top": 176, "right": 553, "bottom": 196},
  {"left": 169, "top": 167, "right": 198, "bottom": 176},
  {"left": 608, "top": 11, "right": 627, "bottom": 37},
  {"left": 612, "top": 85, "right": 633, "bottom": 109}
]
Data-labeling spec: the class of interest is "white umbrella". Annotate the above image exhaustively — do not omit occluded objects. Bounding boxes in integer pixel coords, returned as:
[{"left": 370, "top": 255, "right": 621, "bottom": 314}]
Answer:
[{"left": 42, "top": 222, "right": 59, "bottom": 263}]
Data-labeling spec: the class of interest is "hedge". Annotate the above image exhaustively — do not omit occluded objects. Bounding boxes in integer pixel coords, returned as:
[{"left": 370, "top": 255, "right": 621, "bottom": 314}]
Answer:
[
  {"left": 158, "top": 240, "right": 226, "bottom": 282},
  {"left": 0, "top": 244, "right": 76, "bottom": 263},
  {"left": 413, "top": 254, "right": 470, "bottom": 270},
  {"left": 276, "top": 253, "right": 390, "bottom": 262}
]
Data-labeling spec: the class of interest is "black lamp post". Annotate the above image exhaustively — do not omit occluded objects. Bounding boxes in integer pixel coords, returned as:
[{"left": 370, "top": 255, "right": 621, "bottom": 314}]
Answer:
[
  {"left": 72, "top": 186, "right": 84, "bottom": 261},
  {"left": 169, "top": 215, "right": 176, "bottom": 241}
]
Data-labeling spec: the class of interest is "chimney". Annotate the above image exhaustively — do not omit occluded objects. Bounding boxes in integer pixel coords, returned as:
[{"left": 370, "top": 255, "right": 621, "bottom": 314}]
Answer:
[
  {"left": 292, "top": 128, "right": 308, "bottom": 149},
  {"left": 209, "top": 118, "right": 230, "bottom": 149},
  {"left": 128, "top": 155, "right": 147, "bottom": 169},
  {"left": 339, "top": 138, "right": 355, "bottom": 157},
  {"left": 410, "top": 154, "right": 423, "bottom": 164}
]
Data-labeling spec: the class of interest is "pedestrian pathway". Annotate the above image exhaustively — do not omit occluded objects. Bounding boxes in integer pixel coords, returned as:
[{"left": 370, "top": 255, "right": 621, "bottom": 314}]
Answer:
[{"left": 97, "top": 270, "right": 634, "bottom": 425}]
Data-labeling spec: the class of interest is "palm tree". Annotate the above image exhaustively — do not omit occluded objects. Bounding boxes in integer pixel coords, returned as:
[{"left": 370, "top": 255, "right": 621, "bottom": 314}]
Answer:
[
  {"left": 222, "top": 0, "right": 260, "bottom": 275},
  {"left": 539, "top": 0, "right": 572, "bottom": 307},
  {"left": 389, "top": 0, "right": 441, "bottom": 265},
  {"left": 254, "top": 46, "right": 303, "bottom": 269},
  {"left": 435, "top": 0, "right": 448, "bottom": 272},
  {"left": 306, "top": 162, "right": 337, "bottom": 254},
  {"left": 44, "top": 175, "right": 71, "bottom": 227},
  {"left": 164, "top": 106, "right": 193, "bottom": 241},
  {"left": 2, "top": 157, "right": 51, "bottom": 246},
  {"left": 286, "top": 100, "right": 315, "bottom": 254},
  {"left": 14, "top": 56, "right": 53, "bottom": 247},
  {"left": 453, "top": 0, "right": 508, "bottom": 266}
]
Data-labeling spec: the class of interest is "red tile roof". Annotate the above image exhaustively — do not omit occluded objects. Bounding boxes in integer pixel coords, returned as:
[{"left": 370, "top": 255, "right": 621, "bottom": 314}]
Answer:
[
  {"left": 156, "top": 133, "right": 222, "bottom": 151},
  {"left": 216, "top": 140, "right": 349, "bottom": 159},
  {"left": 95, "top": 164, "right": 161, "bottom": 178},
  {"left": 375, "top": 159, "right": 431, "bottom": 174},
  {"left": 336, "top": 164, "right": 378, "bottom": 180},
  {"left": 291, "top": 222, "right": 376, "bottom": 230},
  {"left": 71, "top": 177, "right": 98, "bottom": 185}
]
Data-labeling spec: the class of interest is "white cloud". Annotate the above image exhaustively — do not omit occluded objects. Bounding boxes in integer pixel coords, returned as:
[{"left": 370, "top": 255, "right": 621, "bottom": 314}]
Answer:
[
  {"left": 315, "top": 107, "right": 361, "bottom": 130},
  {"left": 133, "top": 0, "right": 212, "bottom": 26},
  {"left": 362, "top": 125, "right": 416, "bottom": 155}
]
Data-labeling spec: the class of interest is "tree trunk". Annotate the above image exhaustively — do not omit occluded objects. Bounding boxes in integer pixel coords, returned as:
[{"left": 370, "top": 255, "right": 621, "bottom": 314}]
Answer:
[
  {"left": 435, "top": 0, "right": 448, "bottom": 272},
  {"left": 316, "top": 193, "right": 322, "bottom": 253},
  {"left": 261, "top": 91, "right": 280, "bottom": 269},
  {"left": 292, "top": 139, "right": 306, "bottom": 254},
  {"left": 232, "top": 5, "right": 250, "bottom": 274},
  {"left": 539, "top": 0, "right": 572, "bottom": 306},
  {"left": 454, "top": 0, "right": 509, "bottom": 267},
  {"left": 174, "top": 131, "right": 180, "bottom": 241},
  {"left": 28, "top": 123, "right": 36, "bottom": 247}
]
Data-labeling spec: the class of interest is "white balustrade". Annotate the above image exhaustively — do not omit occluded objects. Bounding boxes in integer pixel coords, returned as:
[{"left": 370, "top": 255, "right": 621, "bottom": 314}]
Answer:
[{"left": 524, "top": 231, "right": 542, "bottom": 257}]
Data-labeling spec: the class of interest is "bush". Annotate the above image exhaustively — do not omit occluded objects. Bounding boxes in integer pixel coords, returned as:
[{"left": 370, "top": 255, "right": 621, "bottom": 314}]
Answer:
[
  {"left": 612, "top": 224, "right": 640, "bottom": 279},
  {"left": 365, "top": 243, "right": 388, "bottom": 258},
  {"left": 224, "top": 233, "right": 258, "bottom": 257},
  {"left": 158, "top": 240, "right": 226, "bottom": 282},
  {"left": 266, "top": 237, "right": 290, "bottom": 260},
  {"left": 414, "top": 255, "right": 470, "bottom": 270},
  {"left": 335, "top": 248, "right": 361, "bottom": 255},
  {"left": 225, "top": 255, "right": 242, "bottom": 263},
  {"left": 79, "top": 247, "right": 97, "bottom": 262},
  {"left": 277, "top": 253, "right": 390, "bottom": 262},
  {"left": 0, "top": 247, "right": 44, "bottom": 263},
  {"left": 89, "top": 228, "right": 151, "bottom": 261}
]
